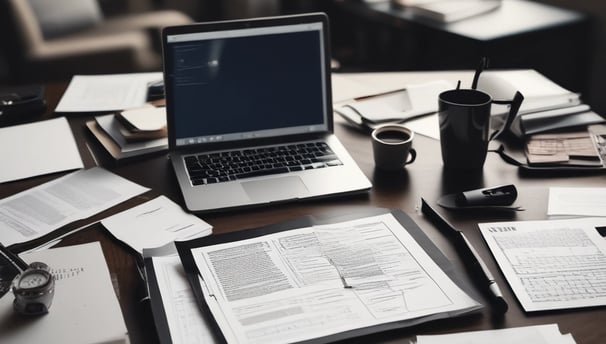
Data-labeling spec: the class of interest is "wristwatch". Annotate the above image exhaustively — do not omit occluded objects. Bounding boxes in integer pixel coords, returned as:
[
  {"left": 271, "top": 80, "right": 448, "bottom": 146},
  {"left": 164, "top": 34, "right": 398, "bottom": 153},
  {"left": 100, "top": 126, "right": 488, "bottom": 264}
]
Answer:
[{"left": 12, "top": 262, "right": 55, "bottom": 315}]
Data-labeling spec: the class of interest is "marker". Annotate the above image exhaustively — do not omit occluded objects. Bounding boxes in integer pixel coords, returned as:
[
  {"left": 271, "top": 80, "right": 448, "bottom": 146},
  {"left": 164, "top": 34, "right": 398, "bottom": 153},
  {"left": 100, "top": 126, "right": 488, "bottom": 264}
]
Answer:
[{"left": 421, "top": 198, "right": 508, "bottom": 313}]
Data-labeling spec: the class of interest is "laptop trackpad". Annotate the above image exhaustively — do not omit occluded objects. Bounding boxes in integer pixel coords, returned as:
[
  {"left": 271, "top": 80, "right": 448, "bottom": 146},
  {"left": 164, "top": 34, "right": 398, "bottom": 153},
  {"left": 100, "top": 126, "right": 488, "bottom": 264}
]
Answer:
[{"left": 242, "top": 176, "right": 309, "bottom": 203}]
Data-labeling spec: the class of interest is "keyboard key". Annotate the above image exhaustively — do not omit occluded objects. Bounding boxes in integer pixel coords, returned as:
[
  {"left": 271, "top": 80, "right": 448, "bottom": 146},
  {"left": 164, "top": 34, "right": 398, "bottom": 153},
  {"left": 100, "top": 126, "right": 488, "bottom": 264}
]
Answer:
[{"left": 185, "top": 141, "right": 343, "bottom": 185}]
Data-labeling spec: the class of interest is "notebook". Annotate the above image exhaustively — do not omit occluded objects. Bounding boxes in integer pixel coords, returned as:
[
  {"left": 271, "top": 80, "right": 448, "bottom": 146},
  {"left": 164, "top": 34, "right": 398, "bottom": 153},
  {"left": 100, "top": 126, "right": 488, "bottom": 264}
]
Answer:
[{"left": 162, "top": 13, "right": 371, "bottom": 213}]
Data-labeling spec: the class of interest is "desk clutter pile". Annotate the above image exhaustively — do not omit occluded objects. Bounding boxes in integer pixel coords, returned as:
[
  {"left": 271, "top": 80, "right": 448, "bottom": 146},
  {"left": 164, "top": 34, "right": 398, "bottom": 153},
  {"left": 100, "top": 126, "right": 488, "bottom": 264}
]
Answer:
[
  {"left": 2, "top": 68, "right": 606, "bottom": 344},
  {"left": 86, "top": 105, "right": 168, "bottom": 160}
]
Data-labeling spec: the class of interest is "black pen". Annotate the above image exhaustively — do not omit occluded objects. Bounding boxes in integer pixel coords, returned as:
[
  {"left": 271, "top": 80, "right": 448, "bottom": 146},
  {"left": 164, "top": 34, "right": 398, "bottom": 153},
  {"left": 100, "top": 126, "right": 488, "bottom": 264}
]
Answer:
[
  {"left": 420, "top": 198, "right": 508, "bottom": 313},
  {"left": 0, "top": 242, "right": 29, "bottom": 271}
]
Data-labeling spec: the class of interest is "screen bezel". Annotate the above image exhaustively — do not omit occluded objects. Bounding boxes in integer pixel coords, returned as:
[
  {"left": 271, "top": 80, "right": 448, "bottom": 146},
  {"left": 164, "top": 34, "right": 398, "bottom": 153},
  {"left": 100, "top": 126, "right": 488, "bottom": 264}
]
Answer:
[{"left": 162, "top": 13, "right": 334, "bottom": 152}]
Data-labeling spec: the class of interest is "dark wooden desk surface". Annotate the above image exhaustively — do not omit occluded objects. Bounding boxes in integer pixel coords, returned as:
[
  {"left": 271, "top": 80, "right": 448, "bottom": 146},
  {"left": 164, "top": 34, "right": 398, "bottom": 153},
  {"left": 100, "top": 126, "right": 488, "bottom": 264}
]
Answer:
[{"left": 3, "top": 81, "right": 605, "bottom": 343}]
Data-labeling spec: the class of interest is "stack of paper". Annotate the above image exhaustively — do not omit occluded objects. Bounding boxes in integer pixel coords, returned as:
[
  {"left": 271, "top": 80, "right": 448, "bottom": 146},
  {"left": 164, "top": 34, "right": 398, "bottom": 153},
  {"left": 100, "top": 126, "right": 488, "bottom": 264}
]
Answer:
[
  {"left": 477, "top": 70, "right": 605, "bottom": 138},
  {"left": 176, "top": 211, "right": 482, "bottom": 344},
  {"left": 87, "top": 111, "right": 168, "bottom": 160},
  {"left": 334, "top": 80, "right": 452, "bottom": 139}
]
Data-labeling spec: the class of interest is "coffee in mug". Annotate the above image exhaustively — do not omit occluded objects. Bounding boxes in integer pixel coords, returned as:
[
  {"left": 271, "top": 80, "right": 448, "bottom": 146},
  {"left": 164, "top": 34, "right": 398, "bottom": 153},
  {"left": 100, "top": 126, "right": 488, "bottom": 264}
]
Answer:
[{"left": 371, "top": 124, "right": 416, "bottom": 171}]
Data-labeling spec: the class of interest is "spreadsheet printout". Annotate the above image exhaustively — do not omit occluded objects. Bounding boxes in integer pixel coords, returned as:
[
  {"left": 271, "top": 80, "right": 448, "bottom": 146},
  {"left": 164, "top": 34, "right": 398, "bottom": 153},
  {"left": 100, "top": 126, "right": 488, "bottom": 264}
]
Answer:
[{"left": 479, "top": 217, "right": 606, "bottom": 312}]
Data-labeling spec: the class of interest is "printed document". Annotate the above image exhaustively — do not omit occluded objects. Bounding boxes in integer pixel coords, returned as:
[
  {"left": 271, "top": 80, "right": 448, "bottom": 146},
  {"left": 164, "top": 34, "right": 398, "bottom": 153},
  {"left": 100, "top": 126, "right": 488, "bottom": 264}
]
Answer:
[
  {"left": 0, "top": 167, "right": 149, "bottom": 246},
  {"left": 548, "top": 187, "right": 606, "bottom": 217},
  {"left": 190, "top": 213, "right": 481, "bottom": 344},
  {"left": 0, "top": 242, "right": 128, "bottom": 344},
  {"left": 0, "top": 117, "right": 83, "bottom": 183},
  {"left": 55, "top": 72, "right": 162, "bottom": 112},
  {"left": 150, "top": 254, "right": 218, "bottom": 344},
  {"left": 102, "top": 196, "right": 212, "bottom": 254},
  {"left": 479, "top": 217, "right": 606, "bottom": 312}
]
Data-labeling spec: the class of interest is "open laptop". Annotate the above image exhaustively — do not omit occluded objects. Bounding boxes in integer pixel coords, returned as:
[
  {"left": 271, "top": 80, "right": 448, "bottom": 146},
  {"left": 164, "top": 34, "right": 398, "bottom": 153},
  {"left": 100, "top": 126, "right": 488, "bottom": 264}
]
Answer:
[{"left": 162, "top": 13, "right": 371, "bottom": 213}]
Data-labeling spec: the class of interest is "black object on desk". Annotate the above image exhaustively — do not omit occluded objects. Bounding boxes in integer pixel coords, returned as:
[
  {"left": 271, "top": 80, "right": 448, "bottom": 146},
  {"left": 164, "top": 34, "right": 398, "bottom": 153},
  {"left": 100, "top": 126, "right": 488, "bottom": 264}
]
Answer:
[
  {"left": 0, "top": 85, "right": 46, "bottom": 127},
  {"left": 421, "top": 198, "right": 509, "bottom": 313},
  {"left": 0, "top": 243, "right": 28, "bottom": 298}
]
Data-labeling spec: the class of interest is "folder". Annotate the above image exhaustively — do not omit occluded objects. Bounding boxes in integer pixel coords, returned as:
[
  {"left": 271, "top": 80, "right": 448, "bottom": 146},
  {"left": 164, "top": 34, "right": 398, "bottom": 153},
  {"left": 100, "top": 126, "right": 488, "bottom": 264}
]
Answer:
[{"left": 166, "top": 208, "right": 482, "bottom": 344}]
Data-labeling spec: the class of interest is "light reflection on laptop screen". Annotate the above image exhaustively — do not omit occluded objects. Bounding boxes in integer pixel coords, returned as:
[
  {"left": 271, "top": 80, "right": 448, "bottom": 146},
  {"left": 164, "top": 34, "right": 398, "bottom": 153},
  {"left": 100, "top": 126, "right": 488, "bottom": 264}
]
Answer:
[{"left": 166, "top": 23, "right": 329, "bottom": 147}]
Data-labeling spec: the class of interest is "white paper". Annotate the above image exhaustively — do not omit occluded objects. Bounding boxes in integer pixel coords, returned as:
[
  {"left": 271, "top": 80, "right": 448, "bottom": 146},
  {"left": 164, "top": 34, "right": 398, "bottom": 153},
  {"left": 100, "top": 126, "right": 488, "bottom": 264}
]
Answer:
[
  {"left": 120, "top": 106, "right": 167, "bottom": 131},
  {"left": 102, "top": 196, "right": 212, "bottom": 254},
  {"left": 151, "top": 255, "right": 218, "bottom": 344},
  {"left": 479, "top": 217, "right": 606, "bottom": 312},
  {"left": 0, "top": 117, "right": 83, "bottom": 183},
  {"left": 191, "top": 213, "right": 481, "bottom": 344},
  {"left": 0, "top": 167, "right": 149, "bottom": 246},
  {"left": 0, "top": 242, "right": 128, "bottom": 344},
  {"left": 405, "top": 113, "right": 440, "bottom": 140},
  {"left": 548, "top": 187, "right": 606, "bottom": 217},
  {"left": 417, "top": 324, "right": 576, "bottom": 344},
  {"left": 55, "top": 73, "right": 163, "bottom": 112},
  {"left": 341, "top": 80, "right": 452, "bottom": 122}
]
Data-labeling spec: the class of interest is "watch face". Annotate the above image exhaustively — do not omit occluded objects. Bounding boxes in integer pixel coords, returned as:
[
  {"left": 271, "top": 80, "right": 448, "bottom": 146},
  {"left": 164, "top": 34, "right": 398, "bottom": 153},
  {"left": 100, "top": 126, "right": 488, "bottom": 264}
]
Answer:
[{"left": 18, "top": 271, "right": 49, "bottom": 289}]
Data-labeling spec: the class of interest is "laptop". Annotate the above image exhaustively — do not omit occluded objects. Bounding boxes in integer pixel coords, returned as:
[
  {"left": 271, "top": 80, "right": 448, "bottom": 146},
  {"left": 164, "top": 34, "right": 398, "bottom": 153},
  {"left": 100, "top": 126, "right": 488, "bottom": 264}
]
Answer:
[{"left": 162, "top": 13, "right": 371, "bottom": 213}]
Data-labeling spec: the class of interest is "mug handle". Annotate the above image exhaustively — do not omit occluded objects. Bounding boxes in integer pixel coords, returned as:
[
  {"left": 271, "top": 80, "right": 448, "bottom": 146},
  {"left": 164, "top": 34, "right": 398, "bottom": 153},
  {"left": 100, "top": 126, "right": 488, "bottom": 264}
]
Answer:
[
  {"left": 489, "top": 91, "right": 524, "bottom": 141},
  {"left": 404, "top": 148, "right": 417, "bottom": 165}
]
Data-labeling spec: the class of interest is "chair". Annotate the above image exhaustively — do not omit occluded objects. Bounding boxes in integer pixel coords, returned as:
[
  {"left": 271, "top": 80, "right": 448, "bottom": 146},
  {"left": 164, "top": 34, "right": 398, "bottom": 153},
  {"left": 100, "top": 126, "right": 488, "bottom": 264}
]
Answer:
[{"left": 1, "top": 0, "right": 193, "bottom": 83}]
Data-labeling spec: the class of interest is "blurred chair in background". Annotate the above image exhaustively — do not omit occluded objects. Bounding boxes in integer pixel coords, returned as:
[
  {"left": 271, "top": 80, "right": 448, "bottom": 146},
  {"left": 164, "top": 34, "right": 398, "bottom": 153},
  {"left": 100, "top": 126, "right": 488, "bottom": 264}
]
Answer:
[{"left": 1, "top": 0, "right": 192, "bottom": 83}]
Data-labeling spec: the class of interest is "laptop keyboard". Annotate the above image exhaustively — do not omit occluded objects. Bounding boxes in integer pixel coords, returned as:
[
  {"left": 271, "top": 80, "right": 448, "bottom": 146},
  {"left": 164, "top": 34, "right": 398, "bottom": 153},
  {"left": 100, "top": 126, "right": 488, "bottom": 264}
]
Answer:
[{"left": 184, "top": 141, "right": 343, "bottom": 186}]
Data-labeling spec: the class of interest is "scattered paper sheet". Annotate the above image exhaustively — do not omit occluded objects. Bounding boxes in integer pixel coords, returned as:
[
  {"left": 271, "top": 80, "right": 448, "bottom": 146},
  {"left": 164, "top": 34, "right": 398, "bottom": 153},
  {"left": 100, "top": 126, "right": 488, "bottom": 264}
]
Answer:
[
  {"left": 102, "top": 196, "right": 212, "bottom": 254},
  {"left": 479, "top": 217, "right": 606, "bottom": 312},
  {"left": 0, "top": 167, "right": 149, "bottom": 247},
  {"left": 0, "top": 117, "right": 83, "bottom": 183},
  {"left": 548, "top": 187, "right": 606, "bottom": 217},
  {"left": 417, "top": 324, "right": 576, "bottom": 344},
  {"left": 335, "top": 80, "right": 452, "bottom": 123},
  {"left": 55, "top": 72, "right": 162, "bottom": 112},
  {"left": 0, "top": 242, "right": 128, "bottom": 344},
  {"left": 189, "top": 213, "right": 481, "bottom": 344},
  {"left": 148, "top": 254, "right": 218, "bottom": 344},
  {"left": 405, "top": 113, "right": 440, "bottom": 140}
]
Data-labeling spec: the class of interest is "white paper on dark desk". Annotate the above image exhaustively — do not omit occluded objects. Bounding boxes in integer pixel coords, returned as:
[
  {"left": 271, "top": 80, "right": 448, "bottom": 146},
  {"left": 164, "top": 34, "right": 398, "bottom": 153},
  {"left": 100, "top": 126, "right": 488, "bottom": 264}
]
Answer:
[
  {"left": 147, "top": 254, "right": 218, "bottom": 344},
  {"left": 190, "top": 213, "right": 480, "bottom": 344},
  {"left": 417, "top": 324, "right": 576, "bottom": 344},
  {"left": 0, "top": 167, "right": 149, "bottom": 247},
  {"left": 102, "top": 195, "right": 212, "bottom": 255},
  {"left": 548, "top": 187, "right": 606, "bottom": 217},
  {"left": 479, "top": 217, "right": 606, "bottom": 312},
  {"left": 0, "top": 117, "right": 83, "bottom": 183},
  {"left": 0, "top": 242, "right": 128, "bottom": 344},
  {"left": 55, "top": 72, "right": 162, "bottom": 112},
  {"left": 338, "top": 80, "right": 452, "bottom": 123},
  {"left": 477, "top": 70, "right": 581, "bottom": 118}
]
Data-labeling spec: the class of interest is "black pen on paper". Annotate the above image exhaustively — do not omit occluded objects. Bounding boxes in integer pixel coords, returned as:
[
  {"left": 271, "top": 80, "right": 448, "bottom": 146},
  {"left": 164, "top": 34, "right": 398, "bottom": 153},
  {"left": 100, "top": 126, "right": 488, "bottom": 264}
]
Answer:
[{"left": 420, "top": 198, "right": 508, "bottom": 313}]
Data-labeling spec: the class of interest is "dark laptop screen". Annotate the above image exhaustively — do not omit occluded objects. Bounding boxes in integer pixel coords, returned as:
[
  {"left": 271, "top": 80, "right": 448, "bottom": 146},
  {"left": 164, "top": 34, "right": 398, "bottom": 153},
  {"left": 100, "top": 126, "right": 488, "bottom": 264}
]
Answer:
[{"left": 165, "top": 22, "right": 329, "bottom": 147}]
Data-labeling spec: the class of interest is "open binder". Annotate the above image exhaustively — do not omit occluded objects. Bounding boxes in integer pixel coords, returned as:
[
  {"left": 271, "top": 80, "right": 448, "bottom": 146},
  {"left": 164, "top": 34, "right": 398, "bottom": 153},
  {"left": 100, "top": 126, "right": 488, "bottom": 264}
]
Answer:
[{"left": 164, "top": 208, "right": 482, "bottom": 344}]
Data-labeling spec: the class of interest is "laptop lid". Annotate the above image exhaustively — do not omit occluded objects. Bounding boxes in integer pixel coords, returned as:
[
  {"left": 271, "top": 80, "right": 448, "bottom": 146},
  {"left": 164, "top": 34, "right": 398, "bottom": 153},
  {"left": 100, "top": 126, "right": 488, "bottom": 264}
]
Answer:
[{"left": 162, "top": 13, "right": 334, "bottom": 153}]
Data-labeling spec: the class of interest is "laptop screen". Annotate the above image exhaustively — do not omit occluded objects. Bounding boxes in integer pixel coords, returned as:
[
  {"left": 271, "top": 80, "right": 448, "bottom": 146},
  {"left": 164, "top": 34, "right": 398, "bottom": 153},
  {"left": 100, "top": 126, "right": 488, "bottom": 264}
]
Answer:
[{"left": 164, "top": 20, "right": 330, "bottom": 148}]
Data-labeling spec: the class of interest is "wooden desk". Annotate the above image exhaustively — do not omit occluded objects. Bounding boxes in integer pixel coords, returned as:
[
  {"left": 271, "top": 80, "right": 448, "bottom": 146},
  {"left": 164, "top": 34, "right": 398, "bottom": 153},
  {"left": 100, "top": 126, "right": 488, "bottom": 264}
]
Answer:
[{"left": 2, "top": 72, "right": 606, "bottom": 343}]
